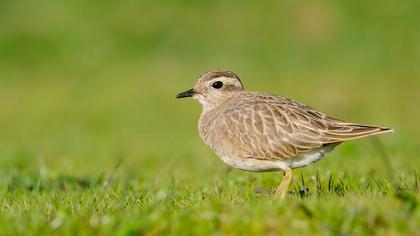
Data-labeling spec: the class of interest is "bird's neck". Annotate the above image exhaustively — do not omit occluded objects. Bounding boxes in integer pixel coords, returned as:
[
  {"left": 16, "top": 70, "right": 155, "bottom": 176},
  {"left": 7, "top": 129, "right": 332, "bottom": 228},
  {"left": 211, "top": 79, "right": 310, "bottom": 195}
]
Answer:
[{"left": 201, "top": 92, "right": 238, "bottom": 112}]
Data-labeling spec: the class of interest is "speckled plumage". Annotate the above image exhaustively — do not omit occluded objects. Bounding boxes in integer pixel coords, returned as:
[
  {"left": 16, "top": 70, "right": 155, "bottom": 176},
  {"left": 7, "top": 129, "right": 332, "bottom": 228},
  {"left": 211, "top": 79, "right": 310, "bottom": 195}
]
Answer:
[{"left": 177, "top": 70, "right": 393, "bottom": 198}]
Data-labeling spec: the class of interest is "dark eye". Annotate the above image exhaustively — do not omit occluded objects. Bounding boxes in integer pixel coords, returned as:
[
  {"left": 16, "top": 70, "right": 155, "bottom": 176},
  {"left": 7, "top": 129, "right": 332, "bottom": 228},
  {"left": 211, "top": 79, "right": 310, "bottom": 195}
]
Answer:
[{"left": 212, "top": 81, "right": 223, "bottom": 89}]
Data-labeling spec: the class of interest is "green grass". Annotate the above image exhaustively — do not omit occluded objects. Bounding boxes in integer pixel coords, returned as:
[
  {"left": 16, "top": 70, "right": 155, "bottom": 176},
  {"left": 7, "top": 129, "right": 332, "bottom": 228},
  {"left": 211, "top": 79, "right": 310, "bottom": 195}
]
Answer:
[
  {"left": 0, "top": 156, "right": 418, "bottom": 235},
  {"left": 0, "top": 0, "right": 419, "bottom": 235}
]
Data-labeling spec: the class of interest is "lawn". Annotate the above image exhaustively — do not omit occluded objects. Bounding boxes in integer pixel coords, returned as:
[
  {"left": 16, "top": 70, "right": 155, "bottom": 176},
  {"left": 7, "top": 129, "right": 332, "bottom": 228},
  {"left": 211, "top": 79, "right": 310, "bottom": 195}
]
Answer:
[{"left": 0, "top": 0, "right": 419, "bottom": 235}]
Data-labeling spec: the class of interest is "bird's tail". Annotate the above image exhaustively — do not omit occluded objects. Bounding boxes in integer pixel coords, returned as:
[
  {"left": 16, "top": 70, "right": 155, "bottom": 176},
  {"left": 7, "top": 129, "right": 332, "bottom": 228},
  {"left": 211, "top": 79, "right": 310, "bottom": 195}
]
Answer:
[{"left": 326, "top": 123, "right": 393, "bottom": 142}]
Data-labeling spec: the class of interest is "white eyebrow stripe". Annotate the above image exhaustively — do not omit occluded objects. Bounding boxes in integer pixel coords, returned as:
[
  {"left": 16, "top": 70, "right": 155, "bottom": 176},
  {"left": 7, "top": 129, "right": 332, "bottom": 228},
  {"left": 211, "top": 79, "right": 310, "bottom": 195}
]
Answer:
[{"left": 209, "top": 77, "right": 243, "bottom": 88}]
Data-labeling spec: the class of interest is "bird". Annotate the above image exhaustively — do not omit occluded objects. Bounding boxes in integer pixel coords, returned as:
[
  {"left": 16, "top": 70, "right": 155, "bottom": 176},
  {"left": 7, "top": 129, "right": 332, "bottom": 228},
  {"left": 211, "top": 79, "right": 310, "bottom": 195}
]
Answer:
[{"left": 176, "top": 70, "right": 393, "bottom": 199}]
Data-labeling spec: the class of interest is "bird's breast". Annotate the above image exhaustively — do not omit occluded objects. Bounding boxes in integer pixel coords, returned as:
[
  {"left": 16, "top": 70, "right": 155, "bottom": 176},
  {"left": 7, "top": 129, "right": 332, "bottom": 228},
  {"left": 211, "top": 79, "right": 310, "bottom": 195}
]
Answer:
[
  {"left": 198, "top": 111, "right": 221, "bottom": 151},
  {"left": 199, "top": 110, "right": 249, "bottom": 161}
]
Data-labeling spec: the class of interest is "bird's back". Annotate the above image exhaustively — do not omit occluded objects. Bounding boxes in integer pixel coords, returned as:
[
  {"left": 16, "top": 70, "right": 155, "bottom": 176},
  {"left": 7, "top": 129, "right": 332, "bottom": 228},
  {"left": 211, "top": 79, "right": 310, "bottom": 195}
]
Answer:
[{"left": 199, "top": 91, "right": 393, "bottom": 161}]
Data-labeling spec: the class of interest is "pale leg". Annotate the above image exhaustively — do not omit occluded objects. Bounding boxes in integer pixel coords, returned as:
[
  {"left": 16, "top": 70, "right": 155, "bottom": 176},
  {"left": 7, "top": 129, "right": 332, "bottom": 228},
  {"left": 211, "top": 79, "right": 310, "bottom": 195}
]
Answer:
[{"left": 275, "top": 167, "right": 293, "bottom": 199}]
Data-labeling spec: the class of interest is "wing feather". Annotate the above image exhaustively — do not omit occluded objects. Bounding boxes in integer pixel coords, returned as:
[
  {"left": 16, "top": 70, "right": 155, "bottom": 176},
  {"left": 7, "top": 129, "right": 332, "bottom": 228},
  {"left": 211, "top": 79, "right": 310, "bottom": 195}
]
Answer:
[{"left": 220, "top": 92, "right": 393, "bottom": 160}]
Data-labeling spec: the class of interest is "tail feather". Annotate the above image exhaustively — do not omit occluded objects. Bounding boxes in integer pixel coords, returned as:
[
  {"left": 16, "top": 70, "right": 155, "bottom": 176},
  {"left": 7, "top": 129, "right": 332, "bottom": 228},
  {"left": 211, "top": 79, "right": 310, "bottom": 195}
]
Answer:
[{"left": 326, "top": 124, "right": 393, "bottom": 142}]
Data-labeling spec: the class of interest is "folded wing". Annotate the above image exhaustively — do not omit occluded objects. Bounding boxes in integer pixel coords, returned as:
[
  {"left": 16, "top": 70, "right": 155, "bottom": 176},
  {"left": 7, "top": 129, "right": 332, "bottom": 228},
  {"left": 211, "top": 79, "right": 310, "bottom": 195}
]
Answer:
[{"left": 221, "top": 93, "right": 393, "bottom": 160}]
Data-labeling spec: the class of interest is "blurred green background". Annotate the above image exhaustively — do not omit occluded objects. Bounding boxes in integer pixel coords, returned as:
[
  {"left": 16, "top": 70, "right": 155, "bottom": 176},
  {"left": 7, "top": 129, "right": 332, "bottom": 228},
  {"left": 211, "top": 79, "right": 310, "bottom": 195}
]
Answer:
[
  {"left": 1, "top": 0, "right": 418, "bottom": 173},
  {"left": 0, "top": 1, "right": 419, "bottom": 234}
]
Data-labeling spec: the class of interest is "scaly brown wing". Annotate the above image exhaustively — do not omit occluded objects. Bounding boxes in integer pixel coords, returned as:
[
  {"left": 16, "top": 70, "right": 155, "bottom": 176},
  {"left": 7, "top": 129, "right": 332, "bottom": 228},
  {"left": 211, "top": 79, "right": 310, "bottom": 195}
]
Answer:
[{"left": 220, "top": 92, "right": 393, "bottom": 160}]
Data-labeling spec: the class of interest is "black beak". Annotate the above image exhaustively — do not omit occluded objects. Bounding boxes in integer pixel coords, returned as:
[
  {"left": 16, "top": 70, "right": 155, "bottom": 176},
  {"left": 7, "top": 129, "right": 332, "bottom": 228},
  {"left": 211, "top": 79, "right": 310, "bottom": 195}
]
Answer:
[{"left": 176, "top": 89, "right": 195, "bottom": 98}]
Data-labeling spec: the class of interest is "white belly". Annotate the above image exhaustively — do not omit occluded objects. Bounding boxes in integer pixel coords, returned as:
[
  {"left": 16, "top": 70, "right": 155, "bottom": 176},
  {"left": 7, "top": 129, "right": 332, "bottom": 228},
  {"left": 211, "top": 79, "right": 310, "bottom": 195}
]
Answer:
[
  {"left": 285, "top": 150, "right": 331, "bottom": 168},
  {"left": 219, "top": 154, "right": 289, "bottom": 172},
  {"left": 218, "top": 144, "right": 338, "bottom": 172}
]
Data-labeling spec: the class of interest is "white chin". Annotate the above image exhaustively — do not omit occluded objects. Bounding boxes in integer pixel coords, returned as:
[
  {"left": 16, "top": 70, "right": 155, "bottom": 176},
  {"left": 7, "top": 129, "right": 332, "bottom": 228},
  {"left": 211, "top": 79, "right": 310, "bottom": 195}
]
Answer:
[{"left": 193, "top": 94, "right": 205, "bottom": 105}]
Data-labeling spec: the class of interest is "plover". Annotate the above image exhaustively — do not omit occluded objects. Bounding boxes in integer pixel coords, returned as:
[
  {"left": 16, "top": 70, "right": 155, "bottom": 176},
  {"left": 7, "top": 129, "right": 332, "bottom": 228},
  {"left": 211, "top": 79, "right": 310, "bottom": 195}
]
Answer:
[{"left": 176, "top": 71, "right": 393, "bottom": 199}]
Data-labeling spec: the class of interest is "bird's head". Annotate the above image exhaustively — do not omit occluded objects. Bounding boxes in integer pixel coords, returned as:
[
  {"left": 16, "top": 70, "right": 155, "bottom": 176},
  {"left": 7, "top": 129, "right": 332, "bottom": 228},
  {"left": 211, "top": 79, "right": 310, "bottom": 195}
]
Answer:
[{"left": 176, "top": 70, "right": 244, "bottom": 110}]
